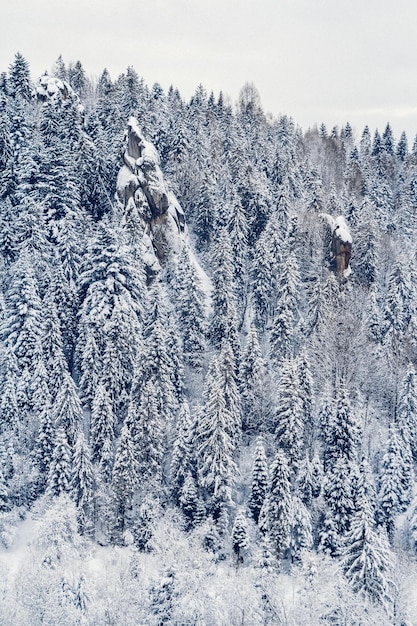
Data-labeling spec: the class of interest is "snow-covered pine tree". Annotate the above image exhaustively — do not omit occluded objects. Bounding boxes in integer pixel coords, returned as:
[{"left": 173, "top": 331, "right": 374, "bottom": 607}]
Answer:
[
  {"left": 90, "top": 383, "right": 115, "bottom": 469},
  {"left": 259, "top": 449, "right": 291, "bottom": 561},
  {"left": 52, "top": 370, "right": 83, "bottom": 448},
  {"left": 175, "top": 245, "right": 207, "bottom": 369},
  {"left": 194, "top": 355, "right": 237, "bottom": 515},
  {"left": 70, "top": 431, "right": 94, "bottom": 534},
  {"left": 239, "top": 324, "right": 266, "bottom": 434},
  {"left": 342, "top": 479, "right": 393, "bottom": 609},
  {"left": 273, "top": 357, "right": 305, "bottom": 469},
  {"left": 112, "top": 419, "right": 138, "bottom": 532},
  {"left": 248, "top": 436, "right": 269, "bottom": 524},
  {"left": 378, "top": 424, "right": 413, "bottom": 543},
  {"left": 46, "top": 426, "right": 72, "bottom": 497},
  {"left": 232, "top": 509, "right": 249, "bottom": 567}
]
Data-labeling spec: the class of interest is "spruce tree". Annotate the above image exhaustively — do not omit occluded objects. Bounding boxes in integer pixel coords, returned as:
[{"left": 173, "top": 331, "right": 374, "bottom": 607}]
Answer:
[
  {"left": 175, "top": 245, "right": 207, "bottom": 369},
  {"left": 90, "top": 383, "right": 115, "bottom": 468},
  {"left": 194, "top": 356, "right": 237, "bottom": 509},
  {"left": 288, "top": 495, "right": 313, "bottom": 563},
  {"left": 112, "top": 419, "right": 138, "bottom": 532},
  {"left": 52, "top": 370, "right": 83, "bottom": 447},
  {"left": 47, "top": 426, "right": 72, "bottom": 497},
  {"left": 378, "top": 424, "right": 412, "bottom": 542},
  {"left": 232, "top": 510, "right": 249, "bottom": 566},
  {"left": 71, "top": 431, "right": 95, "bottom": 534},
  {"left": 239, "top": 325, "right": 266, "bottom": 434},
  {"left": 248, "top": 437, "right": 269, "bottom": 523},
  {"left": 342, "top": 482, "right": 392, "bottom": 608},
  {"left": 273, "top": 357, "right": 305, "bottom": 468},
  {"left": 259, "top": 449, "right": 291, "bottom": 560}
]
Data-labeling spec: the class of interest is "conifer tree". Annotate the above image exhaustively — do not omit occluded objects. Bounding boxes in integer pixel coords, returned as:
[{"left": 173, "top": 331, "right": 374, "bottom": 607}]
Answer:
[
  {"left": 194, "top": 356, "right": 237, "bottom": 510},
  {"left": 273, "top": 357, "right": 305, "bottom": 468},
  {"left": 288, "top": 495, "right": 313, "bottom": 563},
  {"left": 0, "top": 348, "right": 19, "bottom": 434},
  {"left": 47, "top": 426, "right": 72, "bottom": 497},
  {"left": 52, "top": 370, "right": 83, "bottom": 447},
  {"left": 323, "top": 456, "right": 356, "bottom": 536},
  {"left": 248, "top": 437, "right": 269, "bottom": 523},
  {"left": 71, "top": 431, "right": 95, "bottom": 534},
  {"left": 232, "top": 510, "right": 249, "bottom": 566},
  {"left": 112, "top": 419, "right": 138, "bottom": 531},
  {"left": 209, "top": 228, "right": 240, "bottom": 360},
  {"left": 2, "top": 249, "right": 42, "bottom": 371},
  {"left": 259, "top": 450, "right": 291, "bottom": 560},
  {"left": 0, "top": 465, "right": 9, "bottom": 512},
  {"left": 170, "top": 402, "right": 193, "bottom": 496},
  {"left": 90, "top": 383, "right": 115, "bottom": 467},
  {"left": 250, "top": 231, "right": 273, "bottom": 331},
  {"left": 78, "top": 331, "right": 101, "bottom": 409},
  {"left": 131, "top": 379, "right": 163, "bottom": 488},
  {"left": 36, "top": 399, "right": 54, "bottom": 485},
  {"left": 378, "top": 424, "right": 412, "bottom": 542},
  {"left": 218, "top": 340, "right": 241, "bottom": 450},
  {"left": 8, "top": 53, "right": 31, "bottom": 101},
  {"left": 397, "top": 364, "right": 417, "bottom": 461},
  {"left": 323, "top": 385, "right": 360, "bottom": 472},
  {"left": 296, "top": 455, "right": 323, "bottom": 506},
  {"left": 342, "top": 479, "right": 392, "bottom": 608},
  {"left": 239, "top": 325, "right": 266, "bottom": 434},
  {"left": 175, "top": 245, "right": 207, "bottom": 369}
]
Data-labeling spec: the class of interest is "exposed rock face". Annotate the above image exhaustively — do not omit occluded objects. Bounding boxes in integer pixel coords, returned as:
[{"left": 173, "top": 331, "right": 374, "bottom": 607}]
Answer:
[
  {"left": 35, "top": 73, "right": 74, "bottom": 102},
  {"left": 116, "top": 117, "right": 186, "bottom": 273},
  {"left": 321, "top": 214, "right": 352, "bottom": 279}
]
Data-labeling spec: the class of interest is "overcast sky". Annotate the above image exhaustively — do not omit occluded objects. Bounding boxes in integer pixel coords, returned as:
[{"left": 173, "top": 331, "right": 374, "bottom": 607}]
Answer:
[{"left": 2, "top": 0, "right": 417, "bottom": 141}]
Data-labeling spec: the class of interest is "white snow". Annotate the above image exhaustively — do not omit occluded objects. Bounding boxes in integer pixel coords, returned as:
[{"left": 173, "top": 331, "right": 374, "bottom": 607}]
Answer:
[
  {"left": 334, "top": 215, "right": 352, "bottom": 244},
  {"left": 320, "top": 213, "right": 352, "bottom": 244},
  {"left": 116, "top": 165, "right": 138, "bottom": 193}
]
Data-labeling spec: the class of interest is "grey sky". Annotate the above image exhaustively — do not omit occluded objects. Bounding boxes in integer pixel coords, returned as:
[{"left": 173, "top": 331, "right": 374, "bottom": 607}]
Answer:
[{"left": 2, "top": 0, "right": 417, "bottom": 141}]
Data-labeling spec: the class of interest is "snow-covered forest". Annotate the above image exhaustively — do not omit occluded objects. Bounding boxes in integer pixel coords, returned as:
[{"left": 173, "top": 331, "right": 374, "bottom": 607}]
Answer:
[{"left": 1, "top": 52, "right": 417, "bottom": 625}]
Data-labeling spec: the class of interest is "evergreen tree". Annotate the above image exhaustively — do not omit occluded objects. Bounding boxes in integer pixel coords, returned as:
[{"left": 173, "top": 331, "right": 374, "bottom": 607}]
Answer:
[
  {"left": 0, "top": 348, "right": 19, "bottom": 434},
  {"left": 130, "top": 379, "right": 163, "bottom": 488},
  {"left": 273, "top": 357, "right": 305, "bottom": 468},
  {"left": 248, "top": 437, "right": 269, "bottom": 523},
  {"left": 378, "top": 424, "right": 412, "bottom": 542},
  {"left": 90, "top": 383, "right": 115, "bottom": 468},
  {"left": 232, "top": 510, "right": 249, "bottom": 566},
  {"left": 209, "top": 228, "right": 240, "bottom": 359},
  {"left": 2, "top": 249, "right": 42, "bottom": 371},
  {"left": 288, "top": 495, "right": 313, "bottom": 563},
  {"left": 112, "top": 419, "right": 138, "bottom": 532},
  {"left": 47, "top": 426, "right": 72, "bottom": 497},
  {"left": 78, "top": 331, "right": 101, "bottom": 409},
  {"left": 218, "top": 340, "right": 241, "bottom": 450},
  {"left": 52, "top": 370, "right": 83, "bottom": 447},
  {"left": 342, "top": 482, "right": 392, "bottom": 609},
  {"left": 71, "top": 431, "right": 95, "bottom": 534},
  {"left": 175, "top": 245, "right": 207, "bottom": 369},
  {"left": 170, "top": 401, "right": 193, "bottom": 496},
  {"left": 397, "top": 364, "right": 417, "bottom": 461},
  {"left": 239, "top": 325, "right": 266, "bottom": 434},
  {"left": 0, "top": 468, "right": 9, "bottom": 512},
  {"left": 8, "top": 53, "right": 31, "bottom": 101},
  {"left": 323, "top": 456, "right": 356, "bottom": 536},
  {"left": 259, "top": 450, "right": 291, "bottom": 560},
  {"left": 323, "top": 385, "right": 360, "bottom": 472},
  {"left": 194, "top": 356, "right": 237, "bottom": 510}
]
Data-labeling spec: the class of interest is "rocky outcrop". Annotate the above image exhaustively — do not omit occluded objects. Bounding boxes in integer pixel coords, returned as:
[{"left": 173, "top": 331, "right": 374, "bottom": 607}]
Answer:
[
  {"left": 35, "top": 73, "right": 74, "bottom": 102},
  {"left": 116, "top": 117, "right": 186, "bottom": 274},
  {"left": 321, "top": 214, "right": 352, "bottom": 279}
]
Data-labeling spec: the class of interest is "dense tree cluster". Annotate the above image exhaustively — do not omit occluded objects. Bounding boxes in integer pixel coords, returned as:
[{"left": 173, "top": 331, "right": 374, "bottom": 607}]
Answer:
[{"left": 1, "top": 52, "right": 417, "bottom": 624}]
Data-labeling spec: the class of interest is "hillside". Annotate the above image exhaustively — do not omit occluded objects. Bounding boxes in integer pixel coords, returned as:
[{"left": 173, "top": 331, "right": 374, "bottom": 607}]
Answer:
[{"left": 1, "top": 53, "right": 417, "bottom": 624}]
